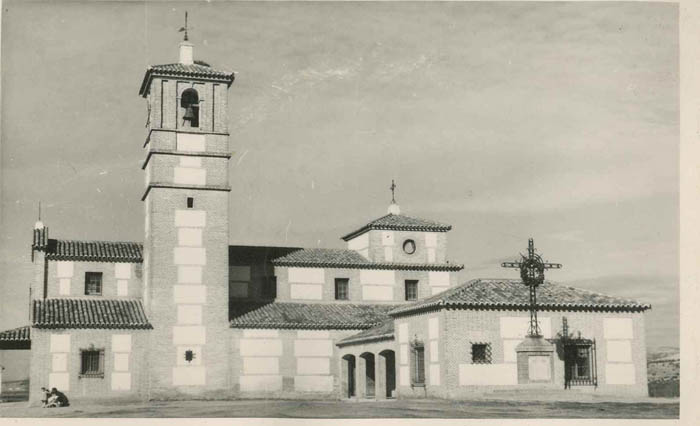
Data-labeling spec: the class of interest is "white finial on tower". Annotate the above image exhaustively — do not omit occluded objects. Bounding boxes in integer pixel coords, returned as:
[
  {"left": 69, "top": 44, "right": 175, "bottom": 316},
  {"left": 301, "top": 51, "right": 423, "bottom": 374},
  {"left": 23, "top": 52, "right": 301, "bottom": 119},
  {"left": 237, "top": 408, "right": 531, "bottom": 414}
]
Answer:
[
  {"left": 34, "top": 201, "right": 44, "bottom": 229},
  {"left": 178, "top": 11, "right": 194, "bottom": 65},
  {"left": 388, "top": 179, "right": 401, "bottom": 215}
]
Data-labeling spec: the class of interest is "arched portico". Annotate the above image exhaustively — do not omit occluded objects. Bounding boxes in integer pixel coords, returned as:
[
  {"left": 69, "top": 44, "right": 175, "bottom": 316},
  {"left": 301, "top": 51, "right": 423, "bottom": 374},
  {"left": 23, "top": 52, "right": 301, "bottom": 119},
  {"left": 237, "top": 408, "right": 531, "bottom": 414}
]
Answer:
[
  {"left": 379, "top": 349, "right": 396, "bottom": 399},
  {"left": 341, "top": 354, "right": 356, "bottom": 398},
  {"left": 359, "top": 352, "right": 376, "bottom": 398}
]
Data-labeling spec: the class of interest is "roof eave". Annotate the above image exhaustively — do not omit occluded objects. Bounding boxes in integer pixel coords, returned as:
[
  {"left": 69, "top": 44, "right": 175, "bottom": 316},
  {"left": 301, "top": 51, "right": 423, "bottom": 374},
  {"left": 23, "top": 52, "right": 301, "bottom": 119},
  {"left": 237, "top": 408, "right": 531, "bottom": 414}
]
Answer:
[
  {"left": 389, "top": 301, "right": 651, "bottom": 318},
  {"left": 336, "top": 333, "right": 395, "bottom": 347},
  {"left": 340, "top": 224, "right": 453, "bottom": 242},
  {"left": 229, "top": 322, "right": 380, "bottom": 330},
  {"left": 139, "top": 68, "right": 235, "bottom": 98},
  {"left": 271, "top": 261, "right": 464, "bottom": 272}
]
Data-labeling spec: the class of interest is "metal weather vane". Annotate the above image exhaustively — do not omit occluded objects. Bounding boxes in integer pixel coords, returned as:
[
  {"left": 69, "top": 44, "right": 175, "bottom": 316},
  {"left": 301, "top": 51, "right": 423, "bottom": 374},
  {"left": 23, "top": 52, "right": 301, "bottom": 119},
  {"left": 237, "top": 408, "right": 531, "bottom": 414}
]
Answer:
[
  {"left": 178, "top": 11, "right": 192, "bottom": 41},
  {"left": 502, "top": 238, "right": 562, "bottom": 337}
]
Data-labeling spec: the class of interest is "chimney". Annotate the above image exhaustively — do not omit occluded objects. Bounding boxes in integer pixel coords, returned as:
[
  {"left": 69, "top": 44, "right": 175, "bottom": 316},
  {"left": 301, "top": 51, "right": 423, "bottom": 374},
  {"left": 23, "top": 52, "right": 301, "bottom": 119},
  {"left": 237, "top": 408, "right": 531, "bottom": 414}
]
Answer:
[{"left": 179, "top": 41, "right": 194, "bottom": 65}]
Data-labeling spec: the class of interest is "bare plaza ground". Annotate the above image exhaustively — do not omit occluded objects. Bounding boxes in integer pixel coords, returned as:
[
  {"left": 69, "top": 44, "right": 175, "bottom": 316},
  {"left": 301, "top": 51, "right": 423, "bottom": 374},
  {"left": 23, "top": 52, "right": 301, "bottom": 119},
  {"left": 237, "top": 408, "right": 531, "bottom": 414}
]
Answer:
[{"left": 0, "top": 397, "right": 679, "bottom": 419}]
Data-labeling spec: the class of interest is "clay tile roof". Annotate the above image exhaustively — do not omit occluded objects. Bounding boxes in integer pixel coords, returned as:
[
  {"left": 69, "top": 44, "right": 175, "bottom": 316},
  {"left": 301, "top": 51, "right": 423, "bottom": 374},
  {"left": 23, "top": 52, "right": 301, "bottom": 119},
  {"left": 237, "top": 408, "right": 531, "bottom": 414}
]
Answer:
[
  {"left": 341, "top": 213, "right": 452, "bottom": 241},
  {"left": 389, "top": 278, "right": 652, "bottom": 316},
  {"left": 229, "top": 302, "right": 400, "bottom": 330},
  {"left": 0, "top": 326, "right": 30, "bottom": 342},
  {"left": 140, "top": 63, "right": 235, "bottom": 96},
  {"left": 32, "top": 299, "right": 152, "bottom": 329},
  {"left": 271, "top": 248, "right": 463, "bottom": 271},
  {"left": 0, "top": 326, "right": 31, "bottom": 349},
  {"left": 39, "top": 239, "right": 143, "bottom": 263},
  {"left": 336, "top": 319, "right": 395, "bottom": 347}
]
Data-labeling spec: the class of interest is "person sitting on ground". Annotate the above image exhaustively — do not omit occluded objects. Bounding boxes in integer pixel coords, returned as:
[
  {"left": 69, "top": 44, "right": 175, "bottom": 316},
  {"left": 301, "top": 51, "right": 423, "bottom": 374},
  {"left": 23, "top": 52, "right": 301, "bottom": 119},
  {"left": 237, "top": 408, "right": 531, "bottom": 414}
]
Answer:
[
  {"left": 49, "top": 387, "right": 69, "bottom": 407},
  {"left": 45, "top": 391, "right": 59, "bottom": 408}
]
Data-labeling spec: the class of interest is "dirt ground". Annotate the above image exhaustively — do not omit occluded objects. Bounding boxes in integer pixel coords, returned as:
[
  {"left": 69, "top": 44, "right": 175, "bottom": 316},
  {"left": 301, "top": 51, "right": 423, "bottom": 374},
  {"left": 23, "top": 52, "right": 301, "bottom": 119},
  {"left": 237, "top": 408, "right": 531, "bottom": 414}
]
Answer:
[{"left": 0, "top": 397, "right": 679, "bottom": 418}]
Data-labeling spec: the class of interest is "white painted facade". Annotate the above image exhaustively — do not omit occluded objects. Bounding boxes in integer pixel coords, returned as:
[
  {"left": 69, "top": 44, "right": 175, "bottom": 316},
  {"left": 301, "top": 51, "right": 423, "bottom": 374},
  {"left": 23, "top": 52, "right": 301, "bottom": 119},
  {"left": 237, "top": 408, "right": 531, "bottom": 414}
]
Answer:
[
  {"left": 49, "top": 334, "right": 70, "bottom": 391},
  {"left": 111, "top": 334, "right": 132, "bottom": 390},
  {"left": 458, "top": 364, "right": 518, "bottom": 386},
  {"left": 176, "top": 133, "right": 206, "bottom": 152},
  {"left": 239, "top": 329, "right": 283, "bottom": 392},
  {"left": 603, "top": 317, "right": 636, "bottom": 385}
]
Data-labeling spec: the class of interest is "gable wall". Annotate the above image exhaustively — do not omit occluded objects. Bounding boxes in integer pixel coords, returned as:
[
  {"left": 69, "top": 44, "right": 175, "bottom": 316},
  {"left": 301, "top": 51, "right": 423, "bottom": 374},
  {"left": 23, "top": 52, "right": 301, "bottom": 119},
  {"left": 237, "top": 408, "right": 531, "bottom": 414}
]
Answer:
[
  {"left": 44, "top": 260, "right": 143, "bottom": 299},
  {"left": 274, "top": 266, "right": 457, "bottom": 303},
  {"left": 366, "top": 230, "right": 448, "bottom": 264}
]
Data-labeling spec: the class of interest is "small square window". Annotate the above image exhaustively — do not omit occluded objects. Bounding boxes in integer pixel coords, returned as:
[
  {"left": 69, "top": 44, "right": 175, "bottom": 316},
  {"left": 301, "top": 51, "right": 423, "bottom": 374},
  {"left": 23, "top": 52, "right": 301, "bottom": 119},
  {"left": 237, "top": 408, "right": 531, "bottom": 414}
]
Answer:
[
  {"left": 187, "top": 197, "right": 194, "bottom": 208},
  {"left": 405, "top": 280, "right": 418, "bottom": 301},
  {"left": 85, "top": 272, "right": 103, "bottom": 296},
  {"left": 335, "top": 278, "right": 349, "bottom": 300},
  {"left": 80, "top": 349, "right": 104, "bottom": 377},
  {"left": 471, "top": 343, "right": 492, "bottom": 364},
  {"left": 184, "top": 349, "right": 196, "bottom": 363}
]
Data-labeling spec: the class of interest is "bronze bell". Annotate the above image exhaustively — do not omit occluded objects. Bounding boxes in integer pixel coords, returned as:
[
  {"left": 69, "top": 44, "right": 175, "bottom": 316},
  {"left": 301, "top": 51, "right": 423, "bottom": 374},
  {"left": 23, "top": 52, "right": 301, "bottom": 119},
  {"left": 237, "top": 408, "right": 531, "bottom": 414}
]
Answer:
[{"left": 183, "top": 105, "right": 195, "bottom": 121}]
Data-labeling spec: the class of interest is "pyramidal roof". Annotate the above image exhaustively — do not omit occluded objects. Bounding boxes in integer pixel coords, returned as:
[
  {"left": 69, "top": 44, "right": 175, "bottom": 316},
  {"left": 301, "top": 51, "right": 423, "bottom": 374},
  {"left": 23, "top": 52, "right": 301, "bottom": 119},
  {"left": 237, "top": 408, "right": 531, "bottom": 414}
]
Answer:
[
  {"left": 139, "top": 62, "right": 235, "bottom": 96},
  {"left": 341, "top": 213, "right": 452, "bottom": 241}
]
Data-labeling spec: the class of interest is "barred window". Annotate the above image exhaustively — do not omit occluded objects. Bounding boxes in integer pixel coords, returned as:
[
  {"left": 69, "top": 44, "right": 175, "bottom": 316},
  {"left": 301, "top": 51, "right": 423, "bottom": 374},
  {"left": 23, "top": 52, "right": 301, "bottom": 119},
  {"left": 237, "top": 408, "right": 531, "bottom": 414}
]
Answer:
[
  {"left": 335, "top": 278, "right": 349, "bottom": 300},
  {"left": 85, "top": 272, "right": 103, "bottom": 296},
  {"left": 80, "top": 349, "right": 104, "bottom": 377},
  {"left": 575, "top": 346, "right": 591, "bottom": 379},
  {"left": 405, "top": 280, "right": 418, "bottom": 301},
  {"left": 471, "top": 343, "right": 492, "bottom": 364},
  {"left": 411, "top": 344, "right": 425, "bottom": 385}
]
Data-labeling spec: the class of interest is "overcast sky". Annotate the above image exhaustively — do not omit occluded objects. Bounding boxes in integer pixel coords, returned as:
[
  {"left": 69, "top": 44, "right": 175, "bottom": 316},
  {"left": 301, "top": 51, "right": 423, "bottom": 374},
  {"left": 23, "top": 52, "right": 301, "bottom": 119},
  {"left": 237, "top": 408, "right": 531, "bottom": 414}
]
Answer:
[{"left": 1, "top": 1, "right": 678, "bottom": 355}]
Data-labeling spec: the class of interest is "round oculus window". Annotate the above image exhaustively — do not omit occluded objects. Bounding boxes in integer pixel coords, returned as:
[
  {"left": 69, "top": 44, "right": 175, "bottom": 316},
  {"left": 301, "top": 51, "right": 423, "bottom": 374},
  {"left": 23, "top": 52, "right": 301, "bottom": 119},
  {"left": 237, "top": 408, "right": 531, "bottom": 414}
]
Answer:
[{"left": 403, "top": 239, "right": 416, "bottom": 255}]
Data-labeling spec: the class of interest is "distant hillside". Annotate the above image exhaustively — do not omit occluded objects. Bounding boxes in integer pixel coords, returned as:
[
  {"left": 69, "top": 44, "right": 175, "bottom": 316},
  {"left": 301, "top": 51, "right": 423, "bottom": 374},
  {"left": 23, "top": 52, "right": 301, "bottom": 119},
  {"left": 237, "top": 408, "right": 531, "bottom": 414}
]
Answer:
[
  {"left": 647, "top": 346, "right": 679, "bottom": 397},
  {"left": 0, "top": 379, "right": 29, "bottom": 402}
]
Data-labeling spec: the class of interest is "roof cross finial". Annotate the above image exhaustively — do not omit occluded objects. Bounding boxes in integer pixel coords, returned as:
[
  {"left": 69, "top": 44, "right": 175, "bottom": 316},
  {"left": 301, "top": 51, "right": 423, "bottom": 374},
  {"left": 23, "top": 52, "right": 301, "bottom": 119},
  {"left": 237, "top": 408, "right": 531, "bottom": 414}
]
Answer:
[
  {"left": 178, "top": 11, "right": 191, "bottom": 41},
  {"left": 38, "top": 201, "right": 41, "bottom": 221},
  {"left": 387, "top": 179, "right": 401, "bottom": 215}
]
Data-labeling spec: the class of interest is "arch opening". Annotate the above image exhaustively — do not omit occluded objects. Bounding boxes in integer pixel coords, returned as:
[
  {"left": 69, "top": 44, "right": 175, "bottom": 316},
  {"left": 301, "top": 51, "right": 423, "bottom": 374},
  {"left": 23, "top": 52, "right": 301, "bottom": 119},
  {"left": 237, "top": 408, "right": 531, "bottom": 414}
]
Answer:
[
  {"left": 342, "top": 354, "right": 356, "bottom": 398},
  {"left": 379, "top": 349, "right": 396, "bottom": 398},
  {"left": 360, "top": 352, "right": 376, "bottom": 398},
  {"left": 180, "top": 88, "right": 200, "bottom": 128}
]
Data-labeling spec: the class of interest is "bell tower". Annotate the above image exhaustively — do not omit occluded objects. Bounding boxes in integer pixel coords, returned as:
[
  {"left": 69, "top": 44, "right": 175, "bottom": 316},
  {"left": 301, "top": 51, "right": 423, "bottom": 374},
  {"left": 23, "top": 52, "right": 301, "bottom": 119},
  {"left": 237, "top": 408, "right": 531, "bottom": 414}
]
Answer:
[{"left": 139, "top": 32, "right": 235, "bottom": 396}]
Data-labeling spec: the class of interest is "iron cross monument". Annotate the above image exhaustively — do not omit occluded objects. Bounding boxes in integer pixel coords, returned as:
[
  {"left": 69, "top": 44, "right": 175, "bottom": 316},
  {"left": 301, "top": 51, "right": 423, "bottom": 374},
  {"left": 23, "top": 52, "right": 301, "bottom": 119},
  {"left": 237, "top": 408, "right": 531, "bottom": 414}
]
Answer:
[{"left": 502, "top": 238, "right": 562, "bottom": 337}]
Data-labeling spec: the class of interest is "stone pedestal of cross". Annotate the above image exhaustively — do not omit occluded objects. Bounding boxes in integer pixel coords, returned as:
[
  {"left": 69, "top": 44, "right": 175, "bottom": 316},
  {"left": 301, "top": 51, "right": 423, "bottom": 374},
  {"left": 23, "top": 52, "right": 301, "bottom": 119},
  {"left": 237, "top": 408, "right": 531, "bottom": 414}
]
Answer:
[{"left": 502, "top": 238, "right": 562, "bottom": 385}]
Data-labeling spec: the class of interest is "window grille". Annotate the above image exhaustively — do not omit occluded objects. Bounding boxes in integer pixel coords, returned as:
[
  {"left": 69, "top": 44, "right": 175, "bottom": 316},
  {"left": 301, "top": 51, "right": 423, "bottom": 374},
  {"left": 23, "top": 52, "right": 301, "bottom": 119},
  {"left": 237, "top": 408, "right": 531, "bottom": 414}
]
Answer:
[
  {"left": 411, "top": 344, "right": 425, "bottom": 385},
  {"left": 85, "top": 272, "right": 103, "bottom": 296},
  {"left": 564, "top": 339, "right": 597, "bottom": 388},
  {"left": 335, "top": 278, "right": 349, "bottom": 300},
  {"left": 80, "top": 349, "right": 104, "bottom": 377},
  {"left": 471, "top": 342, "right": 492, "bottom": 364}
]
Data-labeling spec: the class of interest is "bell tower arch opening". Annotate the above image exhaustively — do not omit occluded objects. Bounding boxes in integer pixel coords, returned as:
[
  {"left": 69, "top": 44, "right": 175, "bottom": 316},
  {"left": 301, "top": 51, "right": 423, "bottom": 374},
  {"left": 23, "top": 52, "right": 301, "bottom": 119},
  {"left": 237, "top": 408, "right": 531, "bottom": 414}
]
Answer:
[{"left": 180, "top": 88, "right": 200, "bottom": 128}]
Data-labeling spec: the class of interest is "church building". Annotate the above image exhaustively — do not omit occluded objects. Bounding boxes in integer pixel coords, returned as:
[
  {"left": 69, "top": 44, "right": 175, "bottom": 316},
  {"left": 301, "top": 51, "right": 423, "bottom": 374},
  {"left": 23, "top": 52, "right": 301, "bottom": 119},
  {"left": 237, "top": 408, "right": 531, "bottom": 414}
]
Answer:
[{"left": 0, "top": 36, "right": 651, "bottom": 403}]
